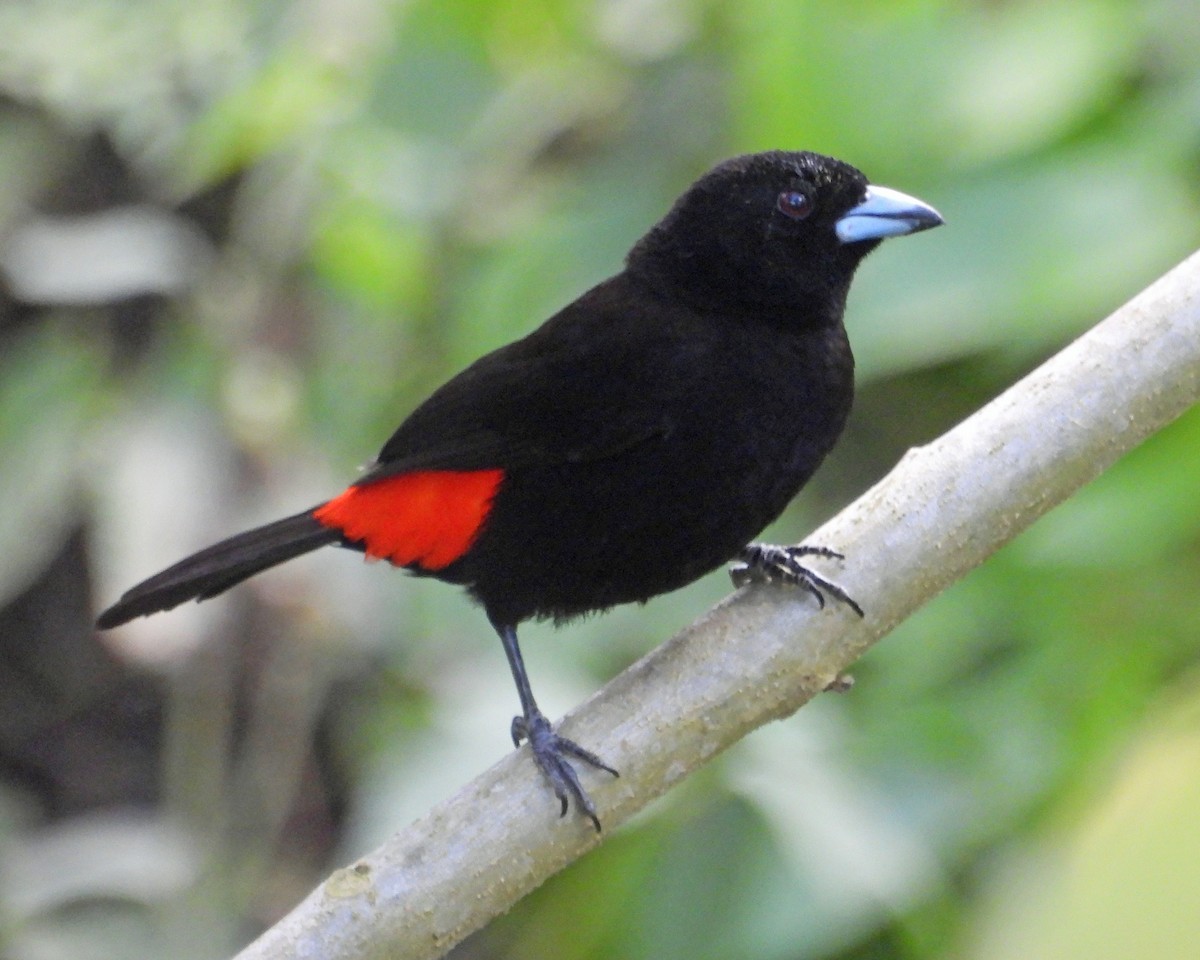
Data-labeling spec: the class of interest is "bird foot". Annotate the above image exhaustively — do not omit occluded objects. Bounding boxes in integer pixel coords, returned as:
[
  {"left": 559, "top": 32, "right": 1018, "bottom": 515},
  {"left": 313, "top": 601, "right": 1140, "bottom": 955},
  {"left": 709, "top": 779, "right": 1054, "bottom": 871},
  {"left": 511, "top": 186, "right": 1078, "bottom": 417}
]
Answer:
[
  {"left": 511, "top": 710, "right": 619, "bottom": 832},
  {"left": 730, "top": 543, "right": 864, "bottom": 617}
]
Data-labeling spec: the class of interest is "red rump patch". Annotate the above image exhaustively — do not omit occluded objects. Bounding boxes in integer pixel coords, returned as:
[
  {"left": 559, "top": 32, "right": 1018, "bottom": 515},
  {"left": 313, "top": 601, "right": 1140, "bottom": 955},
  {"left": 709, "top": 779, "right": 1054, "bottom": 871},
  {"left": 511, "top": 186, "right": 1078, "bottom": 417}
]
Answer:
[{"left": 314, "top": 469, "right": 504, "bottom": 570}]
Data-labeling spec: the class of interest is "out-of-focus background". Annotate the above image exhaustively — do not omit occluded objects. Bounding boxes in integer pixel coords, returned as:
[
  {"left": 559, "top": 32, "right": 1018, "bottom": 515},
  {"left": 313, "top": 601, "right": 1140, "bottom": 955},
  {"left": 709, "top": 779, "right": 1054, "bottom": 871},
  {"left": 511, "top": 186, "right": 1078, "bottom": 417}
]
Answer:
[{"left": 1, "top": 0, "right": 1198, "bottom": 958}]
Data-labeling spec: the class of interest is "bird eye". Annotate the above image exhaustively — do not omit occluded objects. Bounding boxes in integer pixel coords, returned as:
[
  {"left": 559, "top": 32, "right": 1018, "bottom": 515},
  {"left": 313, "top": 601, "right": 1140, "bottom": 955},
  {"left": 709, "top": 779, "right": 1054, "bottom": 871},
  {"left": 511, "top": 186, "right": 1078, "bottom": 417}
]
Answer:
[{"left": 776, "top": 190, "right": 812, "bottom": 220}]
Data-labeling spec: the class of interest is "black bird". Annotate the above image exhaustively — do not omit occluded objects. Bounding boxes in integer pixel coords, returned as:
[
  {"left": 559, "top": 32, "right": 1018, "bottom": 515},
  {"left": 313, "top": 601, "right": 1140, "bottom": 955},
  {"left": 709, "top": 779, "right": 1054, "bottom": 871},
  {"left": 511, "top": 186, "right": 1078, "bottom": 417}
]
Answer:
[{"left": 97, "top": 151, "right": 943, "bottom": 829}]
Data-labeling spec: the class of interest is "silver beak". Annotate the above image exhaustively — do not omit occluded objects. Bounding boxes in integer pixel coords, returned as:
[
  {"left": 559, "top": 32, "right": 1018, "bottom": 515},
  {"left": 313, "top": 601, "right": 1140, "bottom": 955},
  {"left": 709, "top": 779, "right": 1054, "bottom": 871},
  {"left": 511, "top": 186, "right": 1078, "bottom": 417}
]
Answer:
[{"left": 835, "top": 185, "right": 944, "bottom": 244}]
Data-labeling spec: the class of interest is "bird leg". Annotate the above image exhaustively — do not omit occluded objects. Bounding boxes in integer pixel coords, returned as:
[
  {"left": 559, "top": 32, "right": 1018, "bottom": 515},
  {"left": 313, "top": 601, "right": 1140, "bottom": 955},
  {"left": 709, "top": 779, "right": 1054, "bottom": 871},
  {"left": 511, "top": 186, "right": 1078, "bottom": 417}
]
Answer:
[
  {"left": 493, "top": 620, "right": 618, "bottom": 831},
  {"left": 730, "top": 543, "right": 864, "bottom": 617}
]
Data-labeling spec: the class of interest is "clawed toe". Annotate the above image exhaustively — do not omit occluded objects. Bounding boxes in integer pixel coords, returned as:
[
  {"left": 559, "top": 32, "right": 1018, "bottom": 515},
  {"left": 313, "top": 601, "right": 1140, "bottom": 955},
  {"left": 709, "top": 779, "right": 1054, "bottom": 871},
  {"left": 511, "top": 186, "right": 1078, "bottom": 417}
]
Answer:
[
  {"left": 731, "top": 542, "right": 864, "bottom": 617},
  {"left": 513, "top": 711, "right": 618, "bottom": 831}
]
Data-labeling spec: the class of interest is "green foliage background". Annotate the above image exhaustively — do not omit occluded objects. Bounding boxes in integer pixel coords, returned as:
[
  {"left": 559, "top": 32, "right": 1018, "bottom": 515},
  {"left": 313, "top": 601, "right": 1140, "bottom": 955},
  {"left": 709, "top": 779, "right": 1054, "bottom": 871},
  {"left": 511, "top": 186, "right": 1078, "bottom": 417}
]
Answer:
[{"left": 0, "top": 0, "right": 1198, "bottom": 958}]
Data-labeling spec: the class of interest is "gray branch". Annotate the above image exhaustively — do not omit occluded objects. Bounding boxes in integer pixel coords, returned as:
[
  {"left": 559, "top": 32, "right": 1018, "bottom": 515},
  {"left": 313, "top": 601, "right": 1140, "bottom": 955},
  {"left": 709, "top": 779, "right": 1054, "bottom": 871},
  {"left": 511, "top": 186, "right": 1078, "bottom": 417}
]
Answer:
[{"left": 233, "top": 248, "right": 1200, "bottom": 960}]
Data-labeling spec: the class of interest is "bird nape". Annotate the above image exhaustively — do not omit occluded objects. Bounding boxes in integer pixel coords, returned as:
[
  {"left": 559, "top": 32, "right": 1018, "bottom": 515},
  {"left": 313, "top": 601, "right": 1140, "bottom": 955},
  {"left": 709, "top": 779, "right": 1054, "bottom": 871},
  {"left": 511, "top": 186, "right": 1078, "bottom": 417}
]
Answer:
[{"left": 97, "top": 150, "right": 943, "bottom": 831}]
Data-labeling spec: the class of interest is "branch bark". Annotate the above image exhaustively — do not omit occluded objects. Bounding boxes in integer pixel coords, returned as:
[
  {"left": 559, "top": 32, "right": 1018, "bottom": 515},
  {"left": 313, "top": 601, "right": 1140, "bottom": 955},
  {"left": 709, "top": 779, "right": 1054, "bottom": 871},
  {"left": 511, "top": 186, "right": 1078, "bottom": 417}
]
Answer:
[{"left": 233, "top": 249, "right": 1200, "bottom": 960}]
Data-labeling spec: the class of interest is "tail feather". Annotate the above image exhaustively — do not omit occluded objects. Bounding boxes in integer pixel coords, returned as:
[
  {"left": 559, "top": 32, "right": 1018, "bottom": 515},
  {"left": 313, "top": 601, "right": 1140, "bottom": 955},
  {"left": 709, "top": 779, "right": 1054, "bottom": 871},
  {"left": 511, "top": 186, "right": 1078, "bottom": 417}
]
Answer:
[{"left": 96, "top": 509, "right": 341, "bottom": 629}]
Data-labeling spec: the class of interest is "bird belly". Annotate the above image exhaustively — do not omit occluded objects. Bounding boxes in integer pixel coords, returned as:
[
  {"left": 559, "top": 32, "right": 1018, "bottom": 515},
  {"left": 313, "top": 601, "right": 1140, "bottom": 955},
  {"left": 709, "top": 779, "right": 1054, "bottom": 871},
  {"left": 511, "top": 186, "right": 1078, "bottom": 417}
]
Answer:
[{"left": 457, "top": 423, "right": 827, "bottom": 624}]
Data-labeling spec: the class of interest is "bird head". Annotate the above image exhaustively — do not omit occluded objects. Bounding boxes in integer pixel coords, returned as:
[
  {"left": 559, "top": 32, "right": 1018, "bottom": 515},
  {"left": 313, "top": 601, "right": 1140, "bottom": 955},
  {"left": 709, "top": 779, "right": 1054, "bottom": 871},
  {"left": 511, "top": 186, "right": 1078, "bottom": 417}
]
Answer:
[{"left": 628, "top": 150, "right": 943, "bottom": 319}]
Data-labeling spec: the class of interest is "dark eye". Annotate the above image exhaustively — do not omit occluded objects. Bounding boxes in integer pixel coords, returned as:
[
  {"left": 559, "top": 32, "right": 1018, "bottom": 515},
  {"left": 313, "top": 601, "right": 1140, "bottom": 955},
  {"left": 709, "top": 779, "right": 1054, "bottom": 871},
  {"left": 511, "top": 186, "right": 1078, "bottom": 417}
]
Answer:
[{"left": 776, "top": 190, "right": 812, "bottom": 220}]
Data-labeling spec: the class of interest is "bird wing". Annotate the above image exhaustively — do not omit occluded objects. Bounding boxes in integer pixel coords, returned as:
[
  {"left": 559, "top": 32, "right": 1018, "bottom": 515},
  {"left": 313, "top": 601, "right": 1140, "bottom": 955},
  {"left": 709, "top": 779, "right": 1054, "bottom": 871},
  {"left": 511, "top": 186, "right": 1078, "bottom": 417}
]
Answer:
[{"left": 358, "top": 279, "right": 678, "bottom": 484}]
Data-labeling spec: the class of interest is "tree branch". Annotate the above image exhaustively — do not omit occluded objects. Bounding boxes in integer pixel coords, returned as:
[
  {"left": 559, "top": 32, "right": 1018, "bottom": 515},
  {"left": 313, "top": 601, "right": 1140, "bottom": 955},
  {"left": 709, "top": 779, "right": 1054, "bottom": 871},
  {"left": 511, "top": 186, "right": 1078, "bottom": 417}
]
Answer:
[{"left": 233, "top": 249, "right": 1200, "bottom": 960}]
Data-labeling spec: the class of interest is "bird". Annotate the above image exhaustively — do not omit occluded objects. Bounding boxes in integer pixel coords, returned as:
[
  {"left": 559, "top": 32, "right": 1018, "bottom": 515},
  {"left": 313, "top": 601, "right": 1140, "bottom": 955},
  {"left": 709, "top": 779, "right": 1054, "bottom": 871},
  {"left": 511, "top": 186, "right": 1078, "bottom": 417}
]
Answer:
[{"left": 97, "top": 150, "right": 943, "bottom": 830}]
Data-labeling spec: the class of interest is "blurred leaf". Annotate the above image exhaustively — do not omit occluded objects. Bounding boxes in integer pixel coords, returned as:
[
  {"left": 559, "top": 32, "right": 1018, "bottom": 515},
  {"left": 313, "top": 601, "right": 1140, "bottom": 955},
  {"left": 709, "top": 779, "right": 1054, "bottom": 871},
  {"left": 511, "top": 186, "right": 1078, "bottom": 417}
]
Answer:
[
  {"left": 495, "top": 823, "right": 666, "bottom": 960},
  {"left": 311, "top": 198, "right": 433, "bottom": 311},
  {"left": 728, "top": 0, "right": 954, "bottom": 172},
  {"left": 1015, "top": 404, "right": 1200, "bottom": 566},
  {"left": 450, "top": 164, "right": 669, "bottom": 367},
  {"left": 185, "top": 49, "right": 347, "bottom": 183},
  {"left": 944, "top": 0, "right": 1138, "bottom": 162},
  {"left": 368, "top": 0, "right": 498, "bottom": 140},
  {"left": 971, "top": 674, "right": 1200, "bottom": 960},
  {"left": 626, "top": 794, "right": 810, "bottom": 960},
  {"left": 6, "top": 812, "right": 196, "bottom": 915},
  {"left": 0, "top": 207, "right": 211, "bottom": 304},
  {"left": 727, "top": 720, "right": 941, "bottom": 958},
  {"left": 850, "top": 145, "right": 1200, "bottom": 379},
  {"left": 0, "top": 325, "right": 104, "bottom": 603}
]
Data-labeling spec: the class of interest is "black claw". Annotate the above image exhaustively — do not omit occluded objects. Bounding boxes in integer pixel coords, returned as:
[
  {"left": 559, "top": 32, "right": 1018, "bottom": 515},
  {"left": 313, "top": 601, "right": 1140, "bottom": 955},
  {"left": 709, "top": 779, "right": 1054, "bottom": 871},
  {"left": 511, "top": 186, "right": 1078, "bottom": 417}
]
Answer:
[
  {"left": 810, "top": 583, "right": 826, "bottom": 610},
  {"left": 732, "top": 542, "right": 864, "bottom": 617}
]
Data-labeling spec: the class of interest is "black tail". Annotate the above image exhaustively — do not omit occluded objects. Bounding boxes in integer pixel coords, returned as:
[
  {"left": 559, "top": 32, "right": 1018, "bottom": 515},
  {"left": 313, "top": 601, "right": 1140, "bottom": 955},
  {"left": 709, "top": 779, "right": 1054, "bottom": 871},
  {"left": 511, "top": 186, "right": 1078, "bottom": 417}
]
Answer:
[{"left": 96, "top": 510, "right": 342, "bottom": 629}]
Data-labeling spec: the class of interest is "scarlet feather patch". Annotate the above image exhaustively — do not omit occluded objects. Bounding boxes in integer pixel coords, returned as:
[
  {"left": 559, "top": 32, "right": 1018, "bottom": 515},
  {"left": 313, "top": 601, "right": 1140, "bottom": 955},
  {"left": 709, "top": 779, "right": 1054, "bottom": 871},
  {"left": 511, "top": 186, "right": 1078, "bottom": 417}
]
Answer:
[{"left": 313, "top": 469, "right": 504, "bottom": 570}]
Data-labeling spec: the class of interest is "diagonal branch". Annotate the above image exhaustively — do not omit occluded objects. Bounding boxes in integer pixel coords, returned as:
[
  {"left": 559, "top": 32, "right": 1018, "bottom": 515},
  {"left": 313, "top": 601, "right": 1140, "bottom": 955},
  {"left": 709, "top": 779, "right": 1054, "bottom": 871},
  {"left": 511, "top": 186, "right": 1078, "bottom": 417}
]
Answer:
[{"left": 233, "top": 249, "right": 1200, "bottom": 960}]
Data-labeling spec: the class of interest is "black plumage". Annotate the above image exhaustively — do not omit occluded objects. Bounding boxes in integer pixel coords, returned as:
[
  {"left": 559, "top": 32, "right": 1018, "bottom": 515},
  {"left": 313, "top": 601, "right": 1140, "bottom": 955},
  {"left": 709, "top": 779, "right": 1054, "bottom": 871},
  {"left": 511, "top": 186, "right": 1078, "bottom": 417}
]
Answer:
[{"left": 98, "top": 151, "right": 942, "bottom": 828}]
